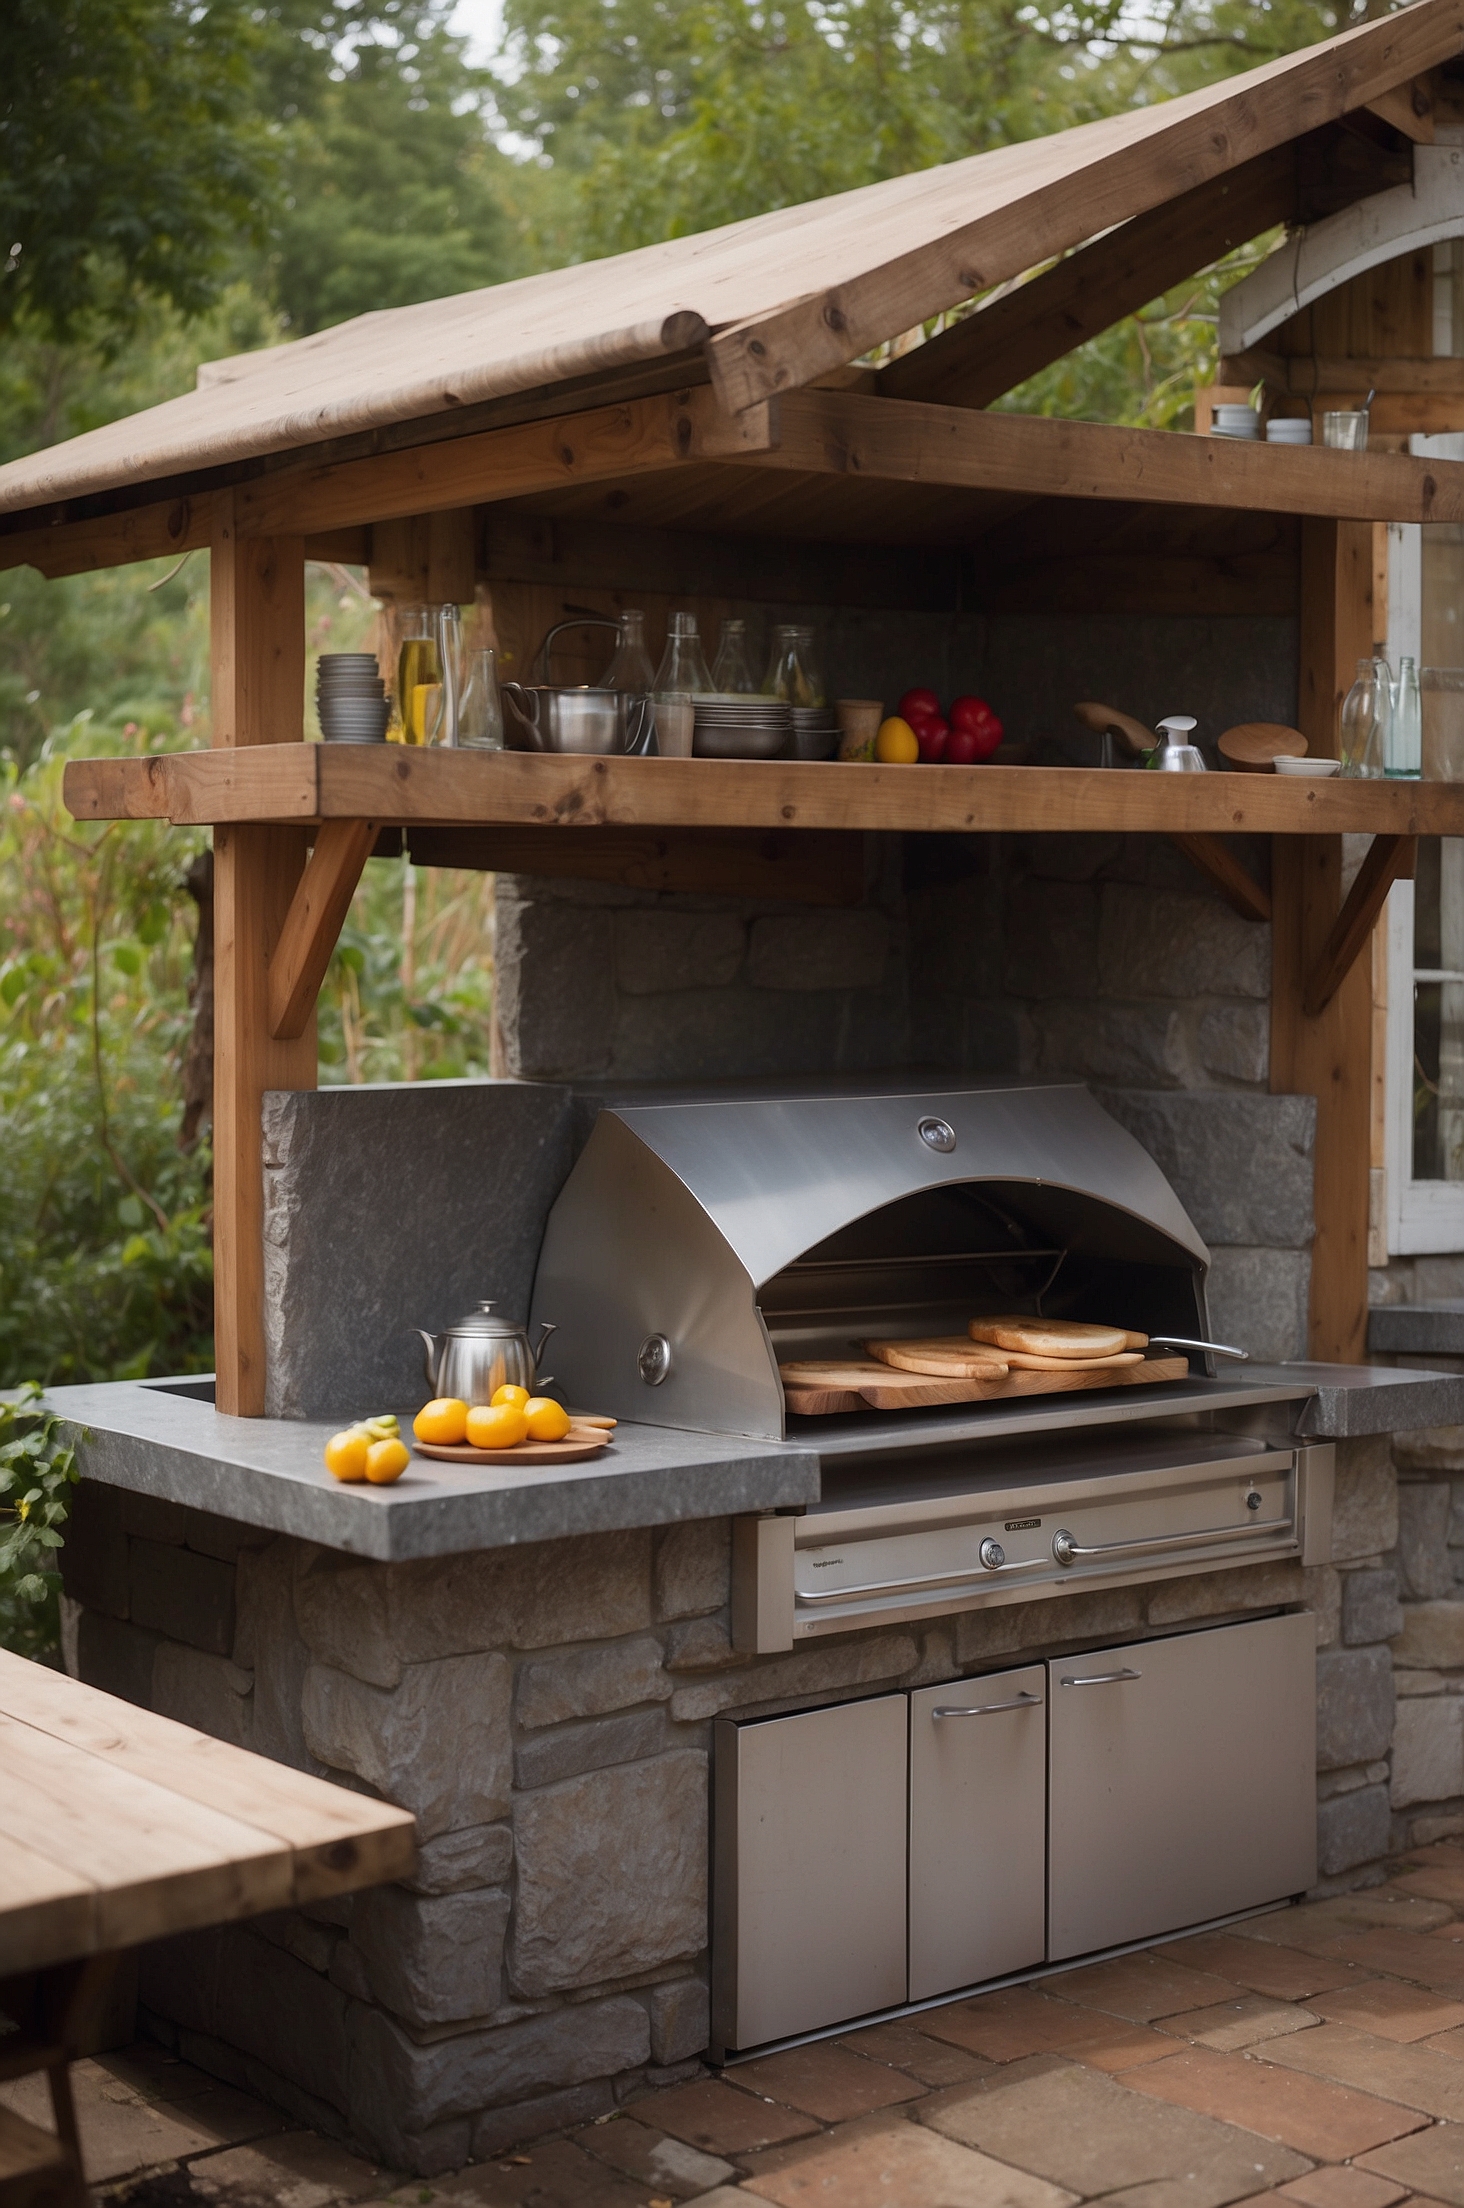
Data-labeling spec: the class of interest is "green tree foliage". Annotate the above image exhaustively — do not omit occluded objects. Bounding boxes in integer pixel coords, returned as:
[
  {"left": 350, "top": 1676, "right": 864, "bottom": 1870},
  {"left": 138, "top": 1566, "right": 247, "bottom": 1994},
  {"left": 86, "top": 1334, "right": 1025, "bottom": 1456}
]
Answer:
[
  {"left": 0, "top": 1385, "right": 79, "bottom": 1658},
  {"left": 0, "top": 0, "right": 270, "bottom": 342}
]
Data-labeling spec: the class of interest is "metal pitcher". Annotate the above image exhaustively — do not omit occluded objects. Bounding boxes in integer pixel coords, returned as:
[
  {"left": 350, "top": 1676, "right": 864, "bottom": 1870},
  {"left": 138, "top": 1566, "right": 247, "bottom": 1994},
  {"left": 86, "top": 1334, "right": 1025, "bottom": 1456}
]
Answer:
[
  {"left": 416, "top": 1301, "right": 557, "bottom": 1405},
  {"left": 501, "top": 682, "right": 654, "bottom": 756}
]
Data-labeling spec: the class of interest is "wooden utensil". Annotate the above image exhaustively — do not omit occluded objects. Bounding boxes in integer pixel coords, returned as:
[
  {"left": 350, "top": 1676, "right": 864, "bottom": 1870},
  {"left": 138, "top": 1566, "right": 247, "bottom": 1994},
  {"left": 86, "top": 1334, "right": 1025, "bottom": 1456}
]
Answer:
[
  {"left": 781, "top": 1355, "right": 1188, "bottom": 1416},
  {"left": 1074, "top": 702, "right": 1154, "bottom": 757},
  {"left": 1217, "top": 722, "right": 1307, "bottom": 773},
  {"left": 414, "top": 1422, "right": 612, "bottom": 1465},
  {"left": 967, "top": 1317, "right": 1137, "bottom": 1359},
  {"left": 867, "top": 1336, "right": 1143, "bottom": 1375}
]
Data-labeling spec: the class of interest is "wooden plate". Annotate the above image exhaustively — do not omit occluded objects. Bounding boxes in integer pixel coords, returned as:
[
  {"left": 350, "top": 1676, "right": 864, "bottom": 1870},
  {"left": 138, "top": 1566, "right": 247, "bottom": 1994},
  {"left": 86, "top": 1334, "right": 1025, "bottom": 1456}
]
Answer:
[
  {"left": 414, "top": 1422, "right": 612, "bottom": 1466},
  {"left": 1217, "top": 721, "right": 1307, "bottom": 772}
]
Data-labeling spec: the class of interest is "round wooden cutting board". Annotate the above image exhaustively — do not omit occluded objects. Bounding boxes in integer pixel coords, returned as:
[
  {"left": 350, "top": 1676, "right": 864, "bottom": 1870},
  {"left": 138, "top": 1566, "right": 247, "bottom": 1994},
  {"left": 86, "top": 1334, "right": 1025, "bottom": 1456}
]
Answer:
[{"left": 414, "top": 1423, "right": 612, "bottom": 1466}]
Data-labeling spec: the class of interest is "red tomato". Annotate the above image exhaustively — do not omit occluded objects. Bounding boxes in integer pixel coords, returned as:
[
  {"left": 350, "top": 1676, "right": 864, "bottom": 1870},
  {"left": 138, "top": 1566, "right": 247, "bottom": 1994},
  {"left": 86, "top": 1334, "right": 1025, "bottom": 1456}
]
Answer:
[
  {"left": 950, "top": 695, "right": 1002, "bottom": 741},
  {"left": 945, "top": 725, "right": 982, "bottom": 766},
  {"left": 899, "top": 687, "right": 941, "bottom": 725},
  {"left": 916, "top": 717, "right": 949, "bottom": 763}
]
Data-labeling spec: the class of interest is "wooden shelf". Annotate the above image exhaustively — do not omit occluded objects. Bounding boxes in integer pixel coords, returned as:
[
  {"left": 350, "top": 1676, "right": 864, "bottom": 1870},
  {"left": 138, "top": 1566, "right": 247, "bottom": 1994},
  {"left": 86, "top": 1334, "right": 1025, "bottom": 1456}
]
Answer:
[{"left": 63, "top": 745, "right": 1464, "bottom": 839}]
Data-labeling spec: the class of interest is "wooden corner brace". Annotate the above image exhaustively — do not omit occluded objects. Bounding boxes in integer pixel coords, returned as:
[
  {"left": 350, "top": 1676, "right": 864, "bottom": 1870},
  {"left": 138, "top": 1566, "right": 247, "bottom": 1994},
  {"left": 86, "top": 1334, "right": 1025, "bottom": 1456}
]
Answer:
[
  {"left": 1303, "top": 831, "right": 1416, "bottom": 1019},
  {"left": 1167, "top": 833, "right": 1272, "bottom": 924},
  {"left": 268, "top": 819, "right": 378, "bottom": 1040}
]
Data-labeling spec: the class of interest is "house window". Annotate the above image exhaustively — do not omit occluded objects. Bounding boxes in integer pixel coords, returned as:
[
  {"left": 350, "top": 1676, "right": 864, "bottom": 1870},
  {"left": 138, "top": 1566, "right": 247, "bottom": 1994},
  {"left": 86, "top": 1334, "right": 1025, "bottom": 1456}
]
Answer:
[{"left": 1385, "top": 440, "right": 1464, "bottom": 1252}]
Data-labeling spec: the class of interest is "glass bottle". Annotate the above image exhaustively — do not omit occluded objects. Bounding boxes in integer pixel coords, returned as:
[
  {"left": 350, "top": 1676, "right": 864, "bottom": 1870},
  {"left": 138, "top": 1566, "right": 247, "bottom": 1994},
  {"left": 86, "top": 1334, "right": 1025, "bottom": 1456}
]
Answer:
[
  {"left": 434, "top": 603, "right": 462, "bottom": 746},
  {"left": 457, "top": 647, "right": 504, "bottom": 750},
  {"left": 761, "top": 623, "right": 817, "bottom": 706},
  {"left": 653, "top": 611, "right": 713, "bottom": 696},
  {"left": 1339, "top": 659, "right": 1385, "bottom": 779},
  {"left": 794, "top": 624, "right": 826, "bottom": 708},
  {"left": 397, "top": 605, "right": 441, "bottom": 748},
  {"left": 599, "top": 610, "right": 656, "bottom": 693},
  {"left": 1372, "top": 655, "right": 1394, "bottom": 779},
  {"left": 1390, "top": 654, "right": 1422, "bottom": 779},
  {"left": 711, "top": 619, "right": 755, "bottom": 694}
]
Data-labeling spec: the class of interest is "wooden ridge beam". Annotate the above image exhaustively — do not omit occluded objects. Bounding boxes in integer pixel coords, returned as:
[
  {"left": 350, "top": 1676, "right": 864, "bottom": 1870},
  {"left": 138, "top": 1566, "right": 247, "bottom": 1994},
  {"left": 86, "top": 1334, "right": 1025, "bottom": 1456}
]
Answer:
[
  {"left": 234, "top": 388, "right": 775, "bottom": 538},
  {"left": 880, "top": 146, "right": 1297, "bottom": 412},
  {"left": 1303, "top": 831, "right": 1417, "bottom": 1016},
  {"left": 268, "top": 819, "right": 379, "bottom": 1040},
  {"left": 759, "top": 388, "right": 1464, "bottom": 525},
  {"left": 1167, "top": 833, "right": 1272, "bottom": 923},
  {"left": 60, "top": 748, "right": 1464, "bottom": 839}
]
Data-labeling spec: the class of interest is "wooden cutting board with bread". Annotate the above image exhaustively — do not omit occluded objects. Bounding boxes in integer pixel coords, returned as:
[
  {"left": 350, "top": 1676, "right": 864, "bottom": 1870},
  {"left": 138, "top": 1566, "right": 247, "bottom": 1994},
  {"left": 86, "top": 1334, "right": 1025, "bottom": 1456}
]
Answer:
[{"left": 780, "top": 1352, "right": 1188, "bottom": 1416}]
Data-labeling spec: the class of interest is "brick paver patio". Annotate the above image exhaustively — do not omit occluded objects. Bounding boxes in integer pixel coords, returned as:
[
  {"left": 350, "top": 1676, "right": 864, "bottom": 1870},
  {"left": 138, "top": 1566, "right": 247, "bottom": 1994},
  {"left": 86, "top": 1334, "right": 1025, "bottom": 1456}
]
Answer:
[{"left": 17, "top": 1841, "right": 1464, "bottom": 2208}]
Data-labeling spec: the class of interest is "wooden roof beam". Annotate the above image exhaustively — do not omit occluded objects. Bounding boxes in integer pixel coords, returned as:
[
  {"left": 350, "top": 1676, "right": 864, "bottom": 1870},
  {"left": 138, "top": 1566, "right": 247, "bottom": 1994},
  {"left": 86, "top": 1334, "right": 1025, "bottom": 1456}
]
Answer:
[{"left": 879, "top": 145, "right": 1297, "bottom": 412}]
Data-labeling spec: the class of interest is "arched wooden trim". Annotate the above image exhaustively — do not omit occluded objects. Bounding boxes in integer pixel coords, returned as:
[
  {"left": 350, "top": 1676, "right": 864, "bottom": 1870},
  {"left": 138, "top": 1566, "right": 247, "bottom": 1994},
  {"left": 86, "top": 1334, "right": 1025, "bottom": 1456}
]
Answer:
[{"left": 1219, "top": 144, "right": 1464, "bottom": 356}]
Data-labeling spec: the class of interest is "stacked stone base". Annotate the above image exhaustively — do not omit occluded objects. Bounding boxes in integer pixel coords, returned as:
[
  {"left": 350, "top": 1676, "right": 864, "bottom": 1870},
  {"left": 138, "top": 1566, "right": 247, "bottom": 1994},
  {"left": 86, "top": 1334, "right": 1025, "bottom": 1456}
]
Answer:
[{"left": 60, "top": 1429, "right": 1397, "bottom": 2173}]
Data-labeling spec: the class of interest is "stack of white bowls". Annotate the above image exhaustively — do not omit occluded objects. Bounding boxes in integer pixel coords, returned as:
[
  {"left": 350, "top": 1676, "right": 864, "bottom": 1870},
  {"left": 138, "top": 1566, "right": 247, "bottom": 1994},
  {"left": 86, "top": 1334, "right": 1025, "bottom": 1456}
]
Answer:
[
  {"left": 1211, "top": 404, "right": 1261, "bottom": 440},
  {"left": 317, "top": 653, "right": 391, "bottom": 742},
  {"left": 692, "top": 695, "right": 793, "bottom": 758},
  {"left": 1266, "top": 416, "right": 1313, "bottom": 445}
]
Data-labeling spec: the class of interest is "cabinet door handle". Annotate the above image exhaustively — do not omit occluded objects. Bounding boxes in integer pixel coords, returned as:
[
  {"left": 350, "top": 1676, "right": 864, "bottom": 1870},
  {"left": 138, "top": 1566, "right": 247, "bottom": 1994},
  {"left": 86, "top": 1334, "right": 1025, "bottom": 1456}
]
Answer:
[
  {"left": 1058, "top": 1667, "right": 1142, "bottom": 1688},
  {"left": 931, "top": 1692, "right": 1043, "bottom": 1719}
]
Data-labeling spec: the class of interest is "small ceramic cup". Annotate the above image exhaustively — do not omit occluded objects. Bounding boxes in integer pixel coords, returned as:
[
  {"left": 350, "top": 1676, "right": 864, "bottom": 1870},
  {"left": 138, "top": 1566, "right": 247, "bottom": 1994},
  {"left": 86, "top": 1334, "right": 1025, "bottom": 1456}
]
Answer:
[{"left": 836, "top": 698, "right": 883, "bottom": 762}]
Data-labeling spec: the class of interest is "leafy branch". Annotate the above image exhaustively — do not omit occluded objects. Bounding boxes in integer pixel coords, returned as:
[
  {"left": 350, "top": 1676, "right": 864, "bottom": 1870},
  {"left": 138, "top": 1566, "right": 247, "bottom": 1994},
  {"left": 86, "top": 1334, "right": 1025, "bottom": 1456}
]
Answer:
[{"left": 0, "top": 1383, "right": 80, "bottom": 1661}]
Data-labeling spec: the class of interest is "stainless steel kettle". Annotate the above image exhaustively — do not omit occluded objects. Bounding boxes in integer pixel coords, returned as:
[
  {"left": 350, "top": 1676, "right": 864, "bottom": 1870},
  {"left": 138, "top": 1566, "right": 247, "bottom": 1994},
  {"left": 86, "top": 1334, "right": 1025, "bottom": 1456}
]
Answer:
[{"left": 416, "top": 1301, "right": 557, "bottom": 1405}]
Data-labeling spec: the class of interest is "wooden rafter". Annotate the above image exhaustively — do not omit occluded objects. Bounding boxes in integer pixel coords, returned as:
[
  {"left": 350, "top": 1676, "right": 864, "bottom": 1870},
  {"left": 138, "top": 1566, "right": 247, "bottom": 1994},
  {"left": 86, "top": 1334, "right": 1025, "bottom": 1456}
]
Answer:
[
  {"left": 879, "top": 146, "right": 1297, "bottom": 412},
  {"left": 1303, "top": 832, "right": 1417, "bottom": 1017}
]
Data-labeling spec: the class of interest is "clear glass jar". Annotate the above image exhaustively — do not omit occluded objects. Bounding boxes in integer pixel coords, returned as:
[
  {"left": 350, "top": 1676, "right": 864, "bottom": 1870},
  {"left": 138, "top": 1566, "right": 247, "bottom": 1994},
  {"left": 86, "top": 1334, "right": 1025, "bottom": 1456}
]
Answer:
[
  {"left": 1390, "top": 654, "right": 1422, "bottom": 779},
  {"left": 761, "top": 623, "right": 818, "bottom": 706},
  {"left": 653, "top": 611, "right": 713, "bottom": 696},
  {"left": 457, "top": 647, "right": 504, "bottom": 750},
  {"left": 712, "top": 619, "right": 756, "bottom": 694},
  {"left": 599, "top": 610, "right": 656, "bottom": 693}
]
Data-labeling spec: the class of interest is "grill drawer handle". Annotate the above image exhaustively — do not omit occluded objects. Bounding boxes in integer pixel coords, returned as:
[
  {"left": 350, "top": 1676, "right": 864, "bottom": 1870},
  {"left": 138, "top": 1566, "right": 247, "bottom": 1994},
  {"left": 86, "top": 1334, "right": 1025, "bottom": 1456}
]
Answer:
[
  {"left": 795, "top": 1553, "right": 1052, "bottom": 1605},
  {"left": 932, "top": 1692, "right": 1043, "bottom": 1719},
  {"left": 1051, "top": 1517, "right": 1291, "bottom": 1567},
  {"left": 1060, "top": 1667, "right": 1142, "bottom": 1688}
]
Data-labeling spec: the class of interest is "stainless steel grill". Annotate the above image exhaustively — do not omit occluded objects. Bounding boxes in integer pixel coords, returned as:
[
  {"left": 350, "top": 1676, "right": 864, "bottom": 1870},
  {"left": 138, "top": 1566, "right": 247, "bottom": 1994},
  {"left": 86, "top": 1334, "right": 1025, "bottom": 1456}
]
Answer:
[{"left": 531, "top": 1079, "right": 1331, "bottom": 1650}]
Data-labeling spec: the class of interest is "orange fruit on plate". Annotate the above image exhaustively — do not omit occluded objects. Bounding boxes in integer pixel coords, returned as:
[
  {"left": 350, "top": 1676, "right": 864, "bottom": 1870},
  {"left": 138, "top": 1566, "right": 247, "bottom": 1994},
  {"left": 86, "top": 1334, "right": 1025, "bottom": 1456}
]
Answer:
[
  {"left": 466, "top": 1401, "right": 529, "bottom": 1450},
  {"left": 413, "top": 1397, "right": 469, "bottom": 1445},
  {"left": 324, "top": 1428, "right": 369, "bottom": 1481},
  {"left": 524, "top": 1396, "right": 571, "bottom": 1442},
  {"left": 365, "top": 1437, "right": 410, "bottom": 1484},
  {"left": 491, "top": 1383, "right": 530, "bottom": 1409}
]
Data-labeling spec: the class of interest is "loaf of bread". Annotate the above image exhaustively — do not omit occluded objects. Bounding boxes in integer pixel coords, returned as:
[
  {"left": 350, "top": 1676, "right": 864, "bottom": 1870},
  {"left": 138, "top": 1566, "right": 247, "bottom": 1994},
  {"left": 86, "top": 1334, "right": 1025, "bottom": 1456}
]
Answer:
[{"left": 968, "top": 1316, "right": 1143, "bottom": 1359}]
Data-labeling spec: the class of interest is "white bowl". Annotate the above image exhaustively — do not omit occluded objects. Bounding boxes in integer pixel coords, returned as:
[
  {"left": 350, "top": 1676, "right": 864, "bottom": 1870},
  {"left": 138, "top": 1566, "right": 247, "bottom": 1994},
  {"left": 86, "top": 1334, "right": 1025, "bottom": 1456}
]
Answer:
[{"left": 1274, "top": 755, "right": 1339, "bottom": 777}]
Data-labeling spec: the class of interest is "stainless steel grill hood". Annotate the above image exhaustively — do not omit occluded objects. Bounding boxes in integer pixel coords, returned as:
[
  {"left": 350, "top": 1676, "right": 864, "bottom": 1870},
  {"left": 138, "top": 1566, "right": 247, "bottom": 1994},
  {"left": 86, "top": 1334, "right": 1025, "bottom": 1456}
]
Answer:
[{"left": 530, "top": 1082, "right": 1213, "bottom": 1440}]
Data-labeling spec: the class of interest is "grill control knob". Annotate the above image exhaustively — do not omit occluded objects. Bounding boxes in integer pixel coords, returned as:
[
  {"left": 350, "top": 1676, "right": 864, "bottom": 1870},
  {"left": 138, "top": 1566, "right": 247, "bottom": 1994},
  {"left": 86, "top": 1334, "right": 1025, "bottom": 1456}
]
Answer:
[
  {"left": 918, "top": 1116, "right": 956, "bottom": 1153},
  {"left": 638, "top": 1334, "right": 672, "bottom": 1386},
  {"left": 979, "top": 1539, "right": 1006, "bottom": 1571}
]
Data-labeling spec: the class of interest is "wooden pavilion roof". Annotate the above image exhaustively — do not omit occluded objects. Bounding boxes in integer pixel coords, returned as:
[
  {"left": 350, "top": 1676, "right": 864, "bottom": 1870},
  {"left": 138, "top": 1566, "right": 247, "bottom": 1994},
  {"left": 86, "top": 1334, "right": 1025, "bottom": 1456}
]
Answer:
[{"left": 0, "top": 0, "right": 1460, "bottom": 524}]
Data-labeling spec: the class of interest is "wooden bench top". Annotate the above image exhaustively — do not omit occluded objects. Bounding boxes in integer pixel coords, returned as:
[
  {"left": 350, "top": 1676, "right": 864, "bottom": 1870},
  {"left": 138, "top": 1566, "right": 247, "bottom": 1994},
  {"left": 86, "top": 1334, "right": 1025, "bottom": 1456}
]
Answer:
[{"left": 0, "top": 1649, "right": 415, "bottom": 1974}]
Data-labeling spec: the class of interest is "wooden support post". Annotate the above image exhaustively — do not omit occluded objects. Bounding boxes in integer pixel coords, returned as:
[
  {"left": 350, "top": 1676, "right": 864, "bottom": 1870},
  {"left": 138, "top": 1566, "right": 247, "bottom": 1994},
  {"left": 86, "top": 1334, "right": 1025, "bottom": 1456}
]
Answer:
[
  {"left": 269, "top": 821, "right": 378, "bottom": 1041},
  {"left": 1167, "top": 834, "right": 1271, "bottom": 924},
  {"left": 1271, "top": 517, "right": 1376, "bottom": 1365},
  {"left": 1303, "top": 833, "right": 1417, "bottom": 1017},
  {"left": 211, "top": 496, "right": 313, "bottom": 1415}
]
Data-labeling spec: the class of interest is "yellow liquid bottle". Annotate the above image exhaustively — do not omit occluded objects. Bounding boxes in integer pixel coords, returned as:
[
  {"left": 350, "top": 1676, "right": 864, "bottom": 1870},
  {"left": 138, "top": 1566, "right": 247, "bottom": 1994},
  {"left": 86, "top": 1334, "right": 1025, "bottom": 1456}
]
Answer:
[{"left": 398, "top": 636, "right": 442, "bottom": 746}]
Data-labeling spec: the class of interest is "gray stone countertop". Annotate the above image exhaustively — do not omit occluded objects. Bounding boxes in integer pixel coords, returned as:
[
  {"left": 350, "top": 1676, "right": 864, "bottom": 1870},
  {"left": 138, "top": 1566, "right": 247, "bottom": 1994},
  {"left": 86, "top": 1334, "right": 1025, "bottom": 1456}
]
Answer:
[
  {"left": 44, "top": 1380, "right": 820, "bottom": 1562},
  {"left": 1243, "top": 1361, "right": 1464, "bottom": 1437},
  {"left": 1366, "top": 1304, "right": 1464, "bottom": 1360}
]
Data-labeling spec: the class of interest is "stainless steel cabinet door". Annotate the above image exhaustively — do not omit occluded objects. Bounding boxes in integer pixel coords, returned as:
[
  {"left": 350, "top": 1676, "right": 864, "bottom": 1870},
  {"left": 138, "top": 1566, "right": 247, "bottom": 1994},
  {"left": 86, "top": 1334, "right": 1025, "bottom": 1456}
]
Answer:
[
  {"left": 909, "top": 1666, "right": 1046, "bottom": 2001},
  {"left": 712, "top": 1694, "right": 907, "bottom": 2053},
  {"left": 1048, "top": 1612, "right": 1316, "bottom": 1962}
]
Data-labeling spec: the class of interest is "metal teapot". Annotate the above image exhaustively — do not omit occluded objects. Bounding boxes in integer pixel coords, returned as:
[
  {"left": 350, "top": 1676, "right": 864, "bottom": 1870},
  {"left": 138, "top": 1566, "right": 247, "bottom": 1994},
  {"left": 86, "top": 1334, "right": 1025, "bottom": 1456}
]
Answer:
[{"left": 416, "top": 1301, "right": 557, "bottom": 1406}]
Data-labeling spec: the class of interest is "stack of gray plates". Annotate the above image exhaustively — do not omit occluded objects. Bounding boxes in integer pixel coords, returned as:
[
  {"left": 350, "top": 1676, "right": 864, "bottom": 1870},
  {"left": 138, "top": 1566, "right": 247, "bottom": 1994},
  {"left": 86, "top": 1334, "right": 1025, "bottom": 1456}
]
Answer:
[
  {"left": 318, "top": 653, "right": 390, "bottom": 743},
  {"left": 790, "top": 705, "right": 839, "bottom": 759},
  {"left": 692, "top": 694, "right": 793, "bottom": 759}
]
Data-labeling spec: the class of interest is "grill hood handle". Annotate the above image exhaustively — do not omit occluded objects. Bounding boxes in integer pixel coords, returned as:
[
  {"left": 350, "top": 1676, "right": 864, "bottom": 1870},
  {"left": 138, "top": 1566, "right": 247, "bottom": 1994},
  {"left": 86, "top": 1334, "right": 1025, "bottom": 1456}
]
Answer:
[{"left": 1148, "top": 1335, "right": 1248, "bottom": 1361}]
